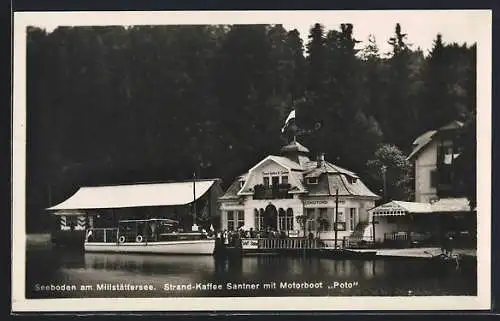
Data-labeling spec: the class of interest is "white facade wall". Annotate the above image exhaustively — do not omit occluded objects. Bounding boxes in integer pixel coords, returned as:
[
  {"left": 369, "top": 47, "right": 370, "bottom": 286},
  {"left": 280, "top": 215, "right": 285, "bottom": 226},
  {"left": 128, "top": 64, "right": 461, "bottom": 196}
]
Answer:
[
  {"left": 220, "top": 195, "right": 376, "bottom": 239},
  {"left": 414, "top": 140, "right": 438, "bottom": 203},
  {"left": 372, "top": 216, "right": 411, "bottom": 243},
  {"left": 244, "top": 160, "right": 291, "bottom": 189}
]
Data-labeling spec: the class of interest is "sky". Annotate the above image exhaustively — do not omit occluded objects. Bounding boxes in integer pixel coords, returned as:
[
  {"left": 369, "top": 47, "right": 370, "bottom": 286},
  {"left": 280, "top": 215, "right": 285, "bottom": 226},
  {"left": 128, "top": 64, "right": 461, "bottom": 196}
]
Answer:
[{"left": 19, "top": 10, "right": 488, "bottom": 55}]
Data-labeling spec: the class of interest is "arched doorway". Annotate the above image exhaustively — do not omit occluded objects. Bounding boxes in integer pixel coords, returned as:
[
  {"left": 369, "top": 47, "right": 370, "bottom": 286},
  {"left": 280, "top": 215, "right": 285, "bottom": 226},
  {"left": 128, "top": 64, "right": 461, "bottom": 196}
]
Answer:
[{"left": 264, "top": 204, "right": 278, "bottom": 230}]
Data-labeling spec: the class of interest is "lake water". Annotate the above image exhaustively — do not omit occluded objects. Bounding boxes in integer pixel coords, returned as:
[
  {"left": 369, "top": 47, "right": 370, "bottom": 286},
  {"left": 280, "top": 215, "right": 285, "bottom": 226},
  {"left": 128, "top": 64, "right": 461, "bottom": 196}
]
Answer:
[{"left": 25, "top": 246, "right": 476, "bottom": 298}]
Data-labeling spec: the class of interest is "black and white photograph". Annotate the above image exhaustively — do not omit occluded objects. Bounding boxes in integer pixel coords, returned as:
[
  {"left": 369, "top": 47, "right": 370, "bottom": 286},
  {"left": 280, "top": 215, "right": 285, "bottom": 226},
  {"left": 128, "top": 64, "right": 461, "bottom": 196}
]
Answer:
[{"left": 12, "top": 10, "right": 491, "bottom": 312}]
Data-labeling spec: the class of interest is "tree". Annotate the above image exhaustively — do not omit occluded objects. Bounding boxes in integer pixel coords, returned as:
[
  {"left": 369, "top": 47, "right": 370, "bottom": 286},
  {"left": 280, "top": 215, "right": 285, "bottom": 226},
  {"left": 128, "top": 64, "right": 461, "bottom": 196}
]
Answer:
[
  {"left": 285, "top": 29, "right": 306, "bottom": 100},
  {"left": 385, "top": 23, "right": 422, "bottom": 151},
  {"left": 359, "top": 35, "right": 386, "bottom": 127},
  {"left": 366, "top": 144, "right": 414, "bottom": 203}
]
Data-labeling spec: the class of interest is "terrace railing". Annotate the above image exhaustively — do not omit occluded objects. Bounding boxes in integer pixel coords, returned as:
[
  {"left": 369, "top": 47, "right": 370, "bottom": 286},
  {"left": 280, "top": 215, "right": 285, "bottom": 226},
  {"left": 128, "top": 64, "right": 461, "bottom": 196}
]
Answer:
[{"left": 240, "top": 238, "right": 345, "bottom": 249}]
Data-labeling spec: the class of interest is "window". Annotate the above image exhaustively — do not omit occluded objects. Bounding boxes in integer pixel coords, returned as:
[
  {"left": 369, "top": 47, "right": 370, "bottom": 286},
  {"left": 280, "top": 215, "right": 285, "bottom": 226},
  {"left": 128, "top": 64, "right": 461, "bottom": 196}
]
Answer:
[
  {"left": 272, "top": 176, "right": 279, "bottom": 188},
  {"left": 239, "top": 180, "right": 245, "bottom": 188},
  {"left": 263, "top": 177, "right": 270, "bottom": 187},
  {"left": 307, "top": 177, "right": 318, "bottom": 185},
  {"left": 349, "top": 208, "right": 357, "bottom": 231},
  {"left": 237, "top": 211, "right": 245, "bottom": 229},
  {"left": 286, "top": 208, "right": 294, "bottom": 230},
  {"left": 306, "top": 208, "right": 316, "bottom": 231},
  {"left": 281, "top": 176, "right": 288, "bottom": 185},
  {"left": 278, "top": 208, "right": 286, "bottom": 231},
  {"left": 227, "top": 211, "right": 234, "bottom": 231},
  {"left": 319, "top": 208, "right": 328, "bottom": 231},
  {"left": 438, "top": 140, "right": 460, "bottom": 166},
  {"left": 254, "top": 209, "right": 264, "bottom": 230},
  {"left": 228, "top": 210, "right": 244, "bottom": 230},
  {"left": 430, "top": 169, "right": 438, "bottom": 188}
]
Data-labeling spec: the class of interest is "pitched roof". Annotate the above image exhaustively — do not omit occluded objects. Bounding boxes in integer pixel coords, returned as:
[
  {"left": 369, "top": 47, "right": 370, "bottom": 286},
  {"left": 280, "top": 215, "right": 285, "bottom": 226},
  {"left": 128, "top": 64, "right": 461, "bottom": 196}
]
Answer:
[
  {"left": 304, "top": 160, "right": 359, "bottom": 178},
  {"left": 368, "top": 201, "right": 432, "bottom": 216},
  {"left": 219, "top": 179, "right": 242, "bottom": 200},
  {"left": 280, "top": 140, "right": 310, "bottom": 154},
  {"left": 393, "top": 201, "right": 434, "bottom": 213},
  {"left": 408, "top": 120, "right": 465, "bottom": 161},
  {"left": 305, "top": 173, "right": 379, "bottom": 198},
  {"left": 431, "top": 197, "right": 472, "bottom": 212},
  {"left": 408, "top": 130, "right": 437, "bottom": 160},
  {"left": 268, "top": 155, "right": 303, "bottom": 170},
  {"left": 47, "top": 179, "right": 220, "bottom": 210}
]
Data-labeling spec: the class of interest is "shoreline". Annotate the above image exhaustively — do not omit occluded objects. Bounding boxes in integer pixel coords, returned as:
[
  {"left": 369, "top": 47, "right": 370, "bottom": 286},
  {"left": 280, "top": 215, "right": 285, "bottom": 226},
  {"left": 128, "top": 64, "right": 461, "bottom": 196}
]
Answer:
[{"left": 25, "top": 233, "right": 477, "bottom": 260}]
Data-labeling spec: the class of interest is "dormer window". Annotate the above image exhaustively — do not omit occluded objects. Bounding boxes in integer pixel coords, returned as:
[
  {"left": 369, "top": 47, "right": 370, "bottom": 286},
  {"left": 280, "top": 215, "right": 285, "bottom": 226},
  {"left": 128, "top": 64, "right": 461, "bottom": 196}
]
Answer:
[
  {"left": 307, "top": 177, "right": 318, "bottom": 185},
  {"left": 239, "top": 181, "right": 245, "bottom": 188},
  {"left": 346, "top": 176, "right": 357, "bottom": 184}
]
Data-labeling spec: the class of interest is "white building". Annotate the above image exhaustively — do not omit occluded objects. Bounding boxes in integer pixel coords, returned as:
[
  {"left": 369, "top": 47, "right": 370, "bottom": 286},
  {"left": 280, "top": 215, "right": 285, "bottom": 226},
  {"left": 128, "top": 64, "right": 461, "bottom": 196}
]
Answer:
[
  {"left": 218, "top": 140, "right": 380, "bottom": 243},
  {"left": 368, "top": 120, "right": 475, "bottom": 246}
]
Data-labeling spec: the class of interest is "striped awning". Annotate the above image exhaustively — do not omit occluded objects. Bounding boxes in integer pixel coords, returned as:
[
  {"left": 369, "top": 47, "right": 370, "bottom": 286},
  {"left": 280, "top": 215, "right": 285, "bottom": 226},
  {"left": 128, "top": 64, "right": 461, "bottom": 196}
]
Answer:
[
  {"left": 369, "top": 201, "right": 432, "bottom": 217},
  {"left": 372, "top": 209, "right": 407, "bottom": 216}
]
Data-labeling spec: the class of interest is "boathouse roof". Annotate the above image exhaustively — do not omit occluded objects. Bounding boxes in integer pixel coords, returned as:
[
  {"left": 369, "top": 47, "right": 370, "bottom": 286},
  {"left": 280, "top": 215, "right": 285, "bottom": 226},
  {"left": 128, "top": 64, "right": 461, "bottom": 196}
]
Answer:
[{"left": 47, "top": 179, "right": 221, "bottom": 210}]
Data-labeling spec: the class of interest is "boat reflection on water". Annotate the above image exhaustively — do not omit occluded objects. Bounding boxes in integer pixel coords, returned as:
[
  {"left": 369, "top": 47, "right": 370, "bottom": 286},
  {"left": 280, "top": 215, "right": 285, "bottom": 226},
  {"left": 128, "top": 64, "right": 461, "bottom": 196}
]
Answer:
[
  {"left": 83, "top": 252, "right": 383, "bottom": 280},
  {"left": 84, "top": 253, "right": 216, "bottom": 276},
  {"left": 26, "top": 246, "right": 476, "bottom": 298}
]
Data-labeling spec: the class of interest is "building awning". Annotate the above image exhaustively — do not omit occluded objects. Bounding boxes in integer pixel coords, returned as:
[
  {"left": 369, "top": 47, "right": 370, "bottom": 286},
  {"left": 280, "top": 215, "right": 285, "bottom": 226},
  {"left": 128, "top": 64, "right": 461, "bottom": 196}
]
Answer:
[
  {"left": 369, "top": 201, "right": 432, "bottom": 216},
  {"left": 47, "top": 179, "right": 218, "bottom": 211},
  {"left": 369, "top": 198, "right": 473, "bottom": 217}
]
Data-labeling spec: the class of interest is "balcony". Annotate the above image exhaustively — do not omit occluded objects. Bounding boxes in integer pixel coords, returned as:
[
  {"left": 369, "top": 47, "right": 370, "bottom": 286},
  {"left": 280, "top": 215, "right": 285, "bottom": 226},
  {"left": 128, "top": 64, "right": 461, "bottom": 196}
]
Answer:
[{"left": 253, "top": 183, "right": 293, "bottom": 200}]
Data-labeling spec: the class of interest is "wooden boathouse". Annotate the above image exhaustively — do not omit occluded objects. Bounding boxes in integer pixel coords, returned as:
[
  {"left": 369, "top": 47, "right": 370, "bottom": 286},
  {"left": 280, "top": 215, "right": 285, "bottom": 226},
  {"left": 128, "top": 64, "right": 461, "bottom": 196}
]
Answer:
[{"left": 46, "top": 179, "right": 224, "bottom": 247}]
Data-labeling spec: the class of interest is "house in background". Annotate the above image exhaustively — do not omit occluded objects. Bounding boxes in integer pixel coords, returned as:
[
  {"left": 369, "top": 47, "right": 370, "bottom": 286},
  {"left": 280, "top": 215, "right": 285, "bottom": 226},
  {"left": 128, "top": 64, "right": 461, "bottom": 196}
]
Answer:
[
  {"left": 408, "top": 120, "right": 466, "bottom": 203},
  {"left": 218, "top": 139, "right": 380, "bottom": 246},
  {"left": 368, "top": 120, "right": 475, "bottom": 246}
]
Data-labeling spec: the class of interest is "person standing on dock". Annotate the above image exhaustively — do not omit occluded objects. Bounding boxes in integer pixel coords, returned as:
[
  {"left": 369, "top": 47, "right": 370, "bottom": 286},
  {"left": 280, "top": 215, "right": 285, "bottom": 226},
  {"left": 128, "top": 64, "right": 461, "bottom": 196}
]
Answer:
[{"left": 446, "top": 233, "right": 454, "bottom": 256}]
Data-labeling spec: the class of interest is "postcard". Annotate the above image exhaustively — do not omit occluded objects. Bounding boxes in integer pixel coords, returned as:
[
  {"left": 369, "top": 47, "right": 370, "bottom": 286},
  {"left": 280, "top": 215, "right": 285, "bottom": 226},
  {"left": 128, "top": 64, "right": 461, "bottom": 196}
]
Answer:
[{"left": 12, "top": 9, "right": 492, "bottom": 312}]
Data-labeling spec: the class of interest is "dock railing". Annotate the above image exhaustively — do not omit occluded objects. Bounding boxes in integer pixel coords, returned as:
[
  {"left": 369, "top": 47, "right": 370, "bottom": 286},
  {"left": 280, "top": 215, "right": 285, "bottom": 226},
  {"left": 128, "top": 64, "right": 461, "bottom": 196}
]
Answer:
[{"left": 240, "top": 238, "right": 345, "bottom": 250}]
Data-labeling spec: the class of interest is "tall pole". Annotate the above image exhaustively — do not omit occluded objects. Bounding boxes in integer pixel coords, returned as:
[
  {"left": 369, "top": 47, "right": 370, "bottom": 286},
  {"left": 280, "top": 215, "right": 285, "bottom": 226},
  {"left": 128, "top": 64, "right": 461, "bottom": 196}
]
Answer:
[
  {"left": 381, "top": 165, "right": 387, "bottom": 202},
  {"left": 372, "top": 214, "right": 376, "bottom": 246},
  {"left": 193, "top": 171, "right": 197, "bottom": 227},
  {"left": 335, "top": 188, "right": 339, "bottom": 249}
]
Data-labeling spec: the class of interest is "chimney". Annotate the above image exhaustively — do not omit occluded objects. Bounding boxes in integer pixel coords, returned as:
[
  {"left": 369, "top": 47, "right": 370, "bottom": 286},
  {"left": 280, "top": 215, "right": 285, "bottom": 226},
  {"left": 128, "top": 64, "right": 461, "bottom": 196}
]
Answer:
[{"left": 316, "top": 153, "right": 325, "bottom": 168}]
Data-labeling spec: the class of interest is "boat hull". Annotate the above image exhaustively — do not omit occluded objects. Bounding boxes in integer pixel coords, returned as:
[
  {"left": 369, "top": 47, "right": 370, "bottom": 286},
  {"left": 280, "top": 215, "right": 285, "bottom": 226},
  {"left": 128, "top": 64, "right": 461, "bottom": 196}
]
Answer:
[{"left": 84, "top": 239, "right": 216, "bottom": 255}]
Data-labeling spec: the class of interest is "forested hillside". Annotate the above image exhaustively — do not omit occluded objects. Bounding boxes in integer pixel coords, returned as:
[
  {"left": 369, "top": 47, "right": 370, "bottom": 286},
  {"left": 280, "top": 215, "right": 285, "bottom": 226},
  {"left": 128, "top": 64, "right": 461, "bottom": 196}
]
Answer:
[{"left": 25, "top": 23, "right": 476, "bottom": 232}]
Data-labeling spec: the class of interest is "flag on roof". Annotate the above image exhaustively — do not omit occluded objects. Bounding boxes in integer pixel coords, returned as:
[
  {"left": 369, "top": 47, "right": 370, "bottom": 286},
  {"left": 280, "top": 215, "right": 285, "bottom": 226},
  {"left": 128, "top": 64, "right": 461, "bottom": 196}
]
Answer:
[{"left": 281, "top": 109, "right": 296, "bottom": 133}]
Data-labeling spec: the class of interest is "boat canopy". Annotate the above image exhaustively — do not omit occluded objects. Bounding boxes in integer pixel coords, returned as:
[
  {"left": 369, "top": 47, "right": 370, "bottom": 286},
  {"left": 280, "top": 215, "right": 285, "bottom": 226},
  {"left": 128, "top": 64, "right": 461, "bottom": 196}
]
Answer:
[{"left": 46, "top": 179, "right": 219, "bottom": 210}]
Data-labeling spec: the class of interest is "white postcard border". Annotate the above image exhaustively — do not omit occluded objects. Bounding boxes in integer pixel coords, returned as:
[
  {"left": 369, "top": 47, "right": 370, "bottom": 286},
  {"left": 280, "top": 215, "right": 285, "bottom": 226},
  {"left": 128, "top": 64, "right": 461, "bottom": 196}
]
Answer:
[{"left": 12, "top": 10, "right": 492, "bottom": 312}]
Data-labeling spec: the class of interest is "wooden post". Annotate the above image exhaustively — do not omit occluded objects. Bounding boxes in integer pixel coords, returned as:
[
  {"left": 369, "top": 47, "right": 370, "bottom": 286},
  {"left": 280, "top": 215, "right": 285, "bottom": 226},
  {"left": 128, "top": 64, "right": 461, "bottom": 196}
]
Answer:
[
  {"left": 372, "top": 215, "right": 376, "bottom": 246},
  {"left": 335, "top": 188, "right": 339, "bottom": 249}
]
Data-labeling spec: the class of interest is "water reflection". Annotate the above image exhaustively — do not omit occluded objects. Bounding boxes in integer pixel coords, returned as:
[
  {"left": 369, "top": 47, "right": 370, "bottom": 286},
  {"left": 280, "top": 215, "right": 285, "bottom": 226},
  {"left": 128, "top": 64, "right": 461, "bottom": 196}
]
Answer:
[
  {"left": 26, "top": 248, "right": 477, "bottom": 297},
  {"left": 84, "top": 253, "right": 216, "bottom": 276}
]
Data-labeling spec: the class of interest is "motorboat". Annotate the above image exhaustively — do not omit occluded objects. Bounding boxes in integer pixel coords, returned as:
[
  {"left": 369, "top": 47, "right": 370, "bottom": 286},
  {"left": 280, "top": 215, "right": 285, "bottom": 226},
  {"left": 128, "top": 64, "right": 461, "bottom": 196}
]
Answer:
[{"left": 84, "top": 218, "right": 215, "bottom": 255}]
